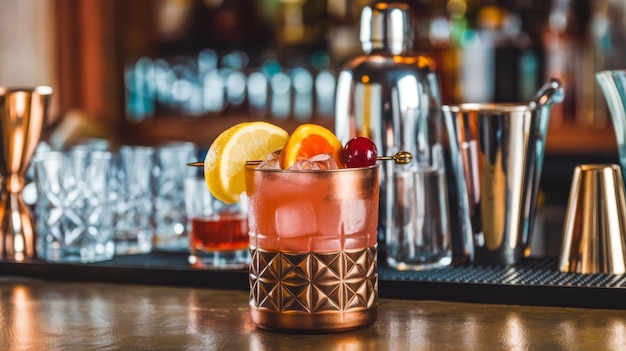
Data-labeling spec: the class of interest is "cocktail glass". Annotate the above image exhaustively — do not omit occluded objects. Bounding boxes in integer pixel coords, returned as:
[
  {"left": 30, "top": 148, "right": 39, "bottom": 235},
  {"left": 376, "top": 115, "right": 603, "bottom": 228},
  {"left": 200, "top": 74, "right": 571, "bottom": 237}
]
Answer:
[
  {"left": 245, "top": 164, "right": 379, "bottom": 333},
  {"left": 184, "top": 176, "right": 249, "bottom": 269}
]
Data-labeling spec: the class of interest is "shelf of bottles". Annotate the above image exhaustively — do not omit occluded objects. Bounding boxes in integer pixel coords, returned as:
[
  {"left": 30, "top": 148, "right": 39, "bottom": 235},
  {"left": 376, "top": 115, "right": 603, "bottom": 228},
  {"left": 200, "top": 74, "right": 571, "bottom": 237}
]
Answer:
[
  {"left": 125, "top": 49, "right": 336, "bottom": 123},
  {"left": 121, "top": 0, "right": 624, "bottom": 153}
]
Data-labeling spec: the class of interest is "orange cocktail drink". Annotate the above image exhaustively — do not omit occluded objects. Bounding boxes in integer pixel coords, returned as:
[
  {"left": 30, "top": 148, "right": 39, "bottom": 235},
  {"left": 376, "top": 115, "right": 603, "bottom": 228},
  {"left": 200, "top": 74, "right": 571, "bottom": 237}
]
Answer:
[
  {"left": 202, "top": 120, "right": 386, "bottom": 332},
  {"left": 245, "top": 164, "right": 379, "bottom": 333}
]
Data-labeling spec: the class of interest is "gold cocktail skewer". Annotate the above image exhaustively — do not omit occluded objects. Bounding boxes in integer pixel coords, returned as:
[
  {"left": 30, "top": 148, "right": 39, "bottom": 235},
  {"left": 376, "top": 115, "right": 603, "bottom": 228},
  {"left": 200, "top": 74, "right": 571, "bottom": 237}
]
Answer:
[
  {"left": 186, "top": 151, "right": 412, "bottom": 167},
  {"left": 376, "top": 151, "right": 413, "bottom": 164},
  {"left": 186, "top": 161, "right": 205, "bottom": 167}
]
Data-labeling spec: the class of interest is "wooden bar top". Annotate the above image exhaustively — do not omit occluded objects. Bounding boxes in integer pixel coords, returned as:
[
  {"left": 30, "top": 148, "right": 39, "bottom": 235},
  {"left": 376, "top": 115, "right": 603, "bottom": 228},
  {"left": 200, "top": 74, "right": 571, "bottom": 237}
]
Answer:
[{"left": 1, "top": 277, "right": 624, "bottom": 350}]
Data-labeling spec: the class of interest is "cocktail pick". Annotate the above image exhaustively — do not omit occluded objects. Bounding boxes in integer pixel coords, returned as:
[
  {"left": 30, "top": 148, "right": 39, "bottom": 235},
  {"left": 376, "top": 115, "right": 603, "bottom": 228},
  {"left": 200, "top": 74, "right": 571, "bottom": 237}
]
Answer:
[{"left": 186, "top": 150, "right": 413, "bottom": 167}]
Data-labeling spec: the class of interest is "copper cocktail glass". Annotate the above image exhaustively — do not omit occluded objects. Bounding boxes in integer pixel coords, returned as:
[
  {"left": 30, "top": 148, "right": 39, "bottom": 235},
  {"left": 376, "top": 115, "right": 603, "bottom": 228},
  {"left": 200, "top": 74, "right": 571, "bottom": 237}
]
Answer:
[{"left": 245, "top": 164, "right": 379, "bottom": 333}]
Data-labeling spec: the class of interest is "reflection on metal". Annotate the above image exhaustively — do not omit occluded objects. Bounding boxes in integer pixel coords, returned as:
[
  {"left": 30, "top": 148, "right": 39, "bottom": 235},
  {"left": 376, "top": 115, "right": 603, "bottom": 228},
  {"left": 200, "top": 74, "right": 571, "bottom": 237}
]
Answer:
[
  {"left": 559, "top": 164, "right": 626, "bottom": 274},
  {"left": 442, "top": 78, "right": 563, "bottom": 266},
  {"left": 0, "top": 86, "right": 52, "bottom": 261},
  {"left": 335, "top": 2, "right": 449, "bottom": 270}
]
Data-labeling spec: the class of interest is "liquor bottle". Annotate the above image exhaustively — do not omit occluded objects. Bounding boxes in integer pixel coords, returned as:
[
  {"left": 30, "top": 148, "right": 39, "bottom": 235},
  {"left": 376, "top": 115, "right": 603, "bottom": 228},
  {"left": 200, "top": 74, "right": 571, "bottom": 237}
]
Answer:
[
  {"left": 541, "top": 0, "right": 586, "bottom": 126},
  {"left": 274, "top": 0, "right": 329, "bottom": 59}
]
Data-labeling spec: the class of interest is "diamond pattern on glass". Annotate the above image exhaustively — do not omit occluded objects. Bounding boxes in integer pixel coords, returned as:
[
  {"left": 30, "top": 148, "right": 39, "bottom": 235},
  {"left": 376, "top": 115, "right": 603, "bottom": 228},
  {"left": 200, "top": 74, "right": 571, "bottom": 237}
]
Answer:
[{"left": 250, "top": 247, "right": 378, "bottom": 313}]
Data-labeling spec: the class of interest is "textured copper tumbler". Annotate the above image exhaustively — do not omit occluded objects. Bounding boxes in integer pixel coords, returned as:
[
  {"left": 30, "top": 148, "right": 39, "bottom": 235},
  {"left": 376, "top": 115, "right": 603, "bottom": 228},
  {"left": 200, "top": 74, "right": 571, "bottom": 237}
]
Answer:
[
  {"left": 246, "top": 165, "right": 379, "bottom": 333},
  {"left": 0, "top": 86, "right": 52, "bottom": 261}
]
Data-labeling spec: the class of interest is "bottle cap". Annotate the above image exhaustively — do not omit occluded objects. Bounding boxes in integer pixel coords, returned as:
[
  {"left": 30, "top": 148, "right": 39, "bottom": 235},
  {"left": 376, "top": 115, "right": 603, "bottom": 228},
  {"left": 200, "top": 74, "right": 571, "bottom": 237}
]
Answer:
[{"left": 360, "top": 2, "right": 413, "bottom": 55}]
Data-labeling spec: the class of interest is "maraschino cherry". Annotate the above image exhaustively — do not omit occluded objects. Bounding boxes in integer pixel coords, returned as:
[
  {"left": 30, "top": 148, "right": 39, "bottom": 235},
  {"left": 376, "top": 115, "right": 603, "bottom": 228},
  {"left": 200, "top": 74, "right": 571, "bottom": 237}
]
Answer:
[{"left": 343, "top": 137, "right": 378, "bottom": 168}]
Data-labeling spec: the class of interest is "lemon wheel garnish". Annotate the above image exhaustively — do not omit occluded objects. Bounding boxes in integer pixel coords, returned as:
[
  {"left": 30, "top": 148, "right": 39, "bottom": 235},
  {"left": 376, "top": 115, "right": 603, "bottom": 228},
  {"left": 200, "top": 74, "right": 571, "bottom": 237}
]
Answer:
[{"left": 204, "top": 121, "right": 289, "bottom": 204}]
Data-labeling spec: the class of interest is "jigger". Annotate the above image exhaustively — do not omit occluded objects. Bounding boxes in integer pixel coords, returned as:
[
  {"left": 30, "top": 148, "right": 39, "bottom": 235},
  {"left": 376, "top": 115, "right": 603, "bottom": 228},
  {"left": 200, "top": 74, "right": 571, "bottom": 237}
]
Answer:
[
  {"left": 0, "top": 86, "right": 52, "bottom": 261},
  {"left": 558, "top": 164, "right": 626, "bottom": 274}
]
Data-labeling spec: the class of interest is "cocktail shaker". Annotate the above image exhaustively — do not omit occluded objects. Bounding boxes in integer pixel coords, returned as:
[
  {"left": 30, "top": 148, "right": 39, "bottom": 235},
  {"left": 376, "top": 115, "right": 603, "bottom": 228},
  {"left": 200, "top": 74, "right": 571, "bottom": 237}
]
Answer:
[{"left": 335, "top": 2, "right": 452, "bottom": 270}]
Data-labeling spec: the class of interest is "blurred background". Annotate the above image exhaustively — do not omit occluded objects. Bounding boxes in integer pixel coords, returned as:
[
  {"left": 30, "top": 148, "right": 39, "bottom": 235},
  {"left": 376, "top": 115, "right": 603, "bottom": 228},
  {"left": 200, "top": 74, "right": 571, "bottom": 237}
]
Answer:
[{"left": 1, "top": 0, "right": 625, "bottom": 253}]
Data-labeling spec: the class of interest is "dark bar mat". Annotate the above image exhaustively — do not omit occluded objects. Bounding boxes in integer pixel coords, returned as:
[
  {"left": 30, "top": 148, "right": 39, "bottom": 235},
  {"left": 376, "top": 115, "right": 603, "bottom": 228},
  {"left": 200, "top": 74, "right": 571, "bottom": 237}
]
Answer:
[
  {"left": 380, "top": 257, "right": 626, "bottom": 309},
  {"left": 1, "top": 252, "right": 625, "bottom": 309}
]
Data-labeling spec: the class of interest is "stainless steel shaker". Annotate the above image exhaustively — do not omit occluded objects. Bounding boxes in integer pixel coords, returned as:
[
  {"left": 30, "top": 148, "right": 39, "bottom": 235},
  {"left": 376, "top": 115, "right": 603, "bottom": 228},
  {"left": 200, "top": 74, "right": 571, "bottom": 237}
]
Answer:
[
  {"left": 335, "top": 2, "right": 452, "bottom": 270},
  {"left": 442, "top": 79, "right": 563, "bottom": 266}
]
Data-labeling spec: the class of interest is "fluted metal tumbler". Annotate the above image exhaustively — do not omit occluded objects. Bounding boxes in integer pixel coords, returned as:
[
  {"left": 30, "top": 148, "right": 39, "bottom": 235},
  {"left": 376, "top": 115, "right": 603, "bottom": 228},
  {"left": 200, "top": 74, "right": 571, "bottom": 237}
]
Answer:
[
  {"left": 558, "top": 164, "right": 626, "bottom": 274},
  {"left": 0, "top": 86, "right": 53, "bottom": 261}
]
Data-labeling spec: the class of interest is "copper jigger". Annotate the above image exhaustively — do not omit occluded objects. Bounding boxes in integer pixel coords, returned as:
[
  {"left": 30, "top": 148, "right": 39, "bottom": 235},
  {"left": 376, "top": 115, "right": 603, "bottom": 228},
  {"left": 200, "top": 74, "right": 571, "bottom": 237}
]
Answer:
[
  {"left": 558, "top": 164, "right": 626, "bottom": 274},
  {"left": 0, "top": 86, "right": 53, "bottom": 261}
]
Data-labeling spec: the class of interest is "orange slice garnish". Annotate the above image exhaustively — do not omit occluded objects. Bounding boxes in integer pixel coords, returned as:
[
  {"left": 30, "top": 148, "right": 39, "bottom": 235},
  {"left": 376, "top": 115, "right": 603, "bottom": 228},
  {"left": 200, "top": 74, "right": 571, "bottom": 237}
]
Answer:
[{"left": 279, "top": 124, "right": 344, "bottom": 169}]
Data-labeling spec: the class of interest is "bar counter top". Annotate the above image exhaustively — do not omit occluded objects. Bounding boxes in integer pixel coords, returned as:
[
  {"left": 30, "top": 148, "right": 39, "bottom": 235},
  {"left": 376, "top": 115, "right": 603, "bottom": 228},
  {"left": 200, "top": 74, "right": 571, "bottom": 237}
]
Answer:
[{"left": 1, "top": 277, "right": 624, "bottom": 350}]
